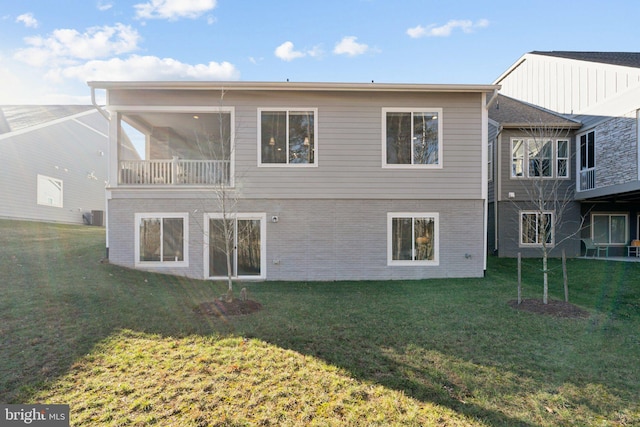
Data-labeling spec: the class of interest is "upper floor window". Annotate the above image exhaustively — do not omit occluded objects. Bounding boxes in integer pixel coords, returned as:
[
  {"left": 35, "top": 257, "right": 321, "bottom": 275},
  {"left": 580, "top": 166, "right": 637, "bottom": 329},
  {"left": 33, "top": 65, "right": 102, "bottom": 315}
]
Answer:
[
  {"left": 383, "top": 108, "right": 442, "bottom": 168},
  {"left": 579, "top": 131, "right": 595, "bottom": 171},
  {"left": 259, "top": 109, "right": 317, "bottom": 166},
  {"left": 511, "top": 138, "right": 570, "bottom": 178}
]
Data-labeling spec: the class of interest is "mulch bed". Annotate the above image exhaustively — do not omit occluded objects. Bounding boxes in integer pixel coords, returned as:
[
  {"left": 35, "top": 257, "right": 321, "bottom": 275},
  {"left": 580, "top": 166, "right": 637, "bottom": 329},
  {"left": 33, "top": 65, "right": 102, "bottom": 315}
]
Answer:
[
  {"left": 195, "top": 299, "right": 263, "bottom": 317},
  {"left": 508, "top": 299, "right": 590, "bottom": 318}
]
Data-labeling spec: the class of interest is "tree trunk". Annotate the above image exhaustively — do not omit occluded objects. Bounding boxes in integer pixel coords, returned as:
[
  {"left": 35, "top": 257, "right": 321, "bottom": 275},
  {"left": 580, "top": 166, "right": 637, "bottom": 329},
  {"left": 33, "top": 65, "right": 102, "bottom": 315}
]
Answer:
[
  {"left": 542, "top": 252, "right": 548, "bottom": 304},
  {"left": 517, "top": 252, "right": 522, "bottom": 304},
  {"left": 562, "top": 249, "right": 568, "bottom": 302}
]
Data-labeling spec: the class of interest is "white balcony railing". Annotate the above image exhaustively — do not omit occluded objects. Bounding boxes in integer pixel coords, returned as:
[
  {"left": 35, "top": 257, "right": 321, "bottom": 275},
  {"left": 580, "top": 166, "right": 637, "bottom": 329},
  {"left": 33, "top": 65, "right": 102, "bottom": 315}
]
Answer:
[
  {"left": 119, "top": 158, "right": 230, "bottom": 186},
  {"left": 579, "top": 167, "right": 595, "bottom": 191}
]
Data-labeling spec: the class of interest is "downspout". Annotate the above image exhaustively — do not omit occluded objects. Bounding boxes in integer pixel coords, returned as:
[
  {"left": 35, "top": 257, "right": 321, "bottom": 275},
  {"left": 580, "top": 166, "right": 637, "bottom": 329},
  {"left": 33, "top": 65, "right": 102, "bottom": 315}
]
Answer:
[
  {"left": 482, "top": 89, "right": 499, "bottom": 272},
  {"left": 484, "top": 89, "right": 500, "bottom": 263},
  {"left": 494, "top": 125, "right": 504, "bottom": 255},
  {"left": 91, "top": 86, "right": 111, "bottom": 259}
]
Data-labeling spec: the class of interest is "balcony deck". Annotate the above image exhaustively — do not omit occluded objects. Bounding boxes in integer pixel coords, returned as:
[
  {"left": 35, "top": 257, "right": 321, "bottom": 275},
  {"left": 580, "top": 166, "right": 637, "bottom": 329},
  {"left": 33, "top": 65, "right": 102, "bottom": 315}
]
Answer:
[{"left": 119, "top": 159, "right": 230, "bottom": 186}]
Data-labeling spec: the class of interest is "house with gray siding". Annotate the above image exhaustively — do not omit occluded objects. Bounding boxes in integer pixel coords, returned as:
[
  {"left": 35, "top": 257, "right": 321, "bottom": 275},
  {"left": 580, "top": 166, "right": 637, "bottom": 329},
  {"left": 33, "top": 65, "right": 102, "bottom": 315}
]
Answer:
[
  {"left": 88, "top": 81, "right": 498, "bottom": 281},
  {"left": 0, "top": 106, "right": 108, "bottom": 225},
  {"left": 488, "top": 95, "right": 582, "bottom": 257},
  {"left": 495, "top": 51, "right": 640, "bottom": 256}
]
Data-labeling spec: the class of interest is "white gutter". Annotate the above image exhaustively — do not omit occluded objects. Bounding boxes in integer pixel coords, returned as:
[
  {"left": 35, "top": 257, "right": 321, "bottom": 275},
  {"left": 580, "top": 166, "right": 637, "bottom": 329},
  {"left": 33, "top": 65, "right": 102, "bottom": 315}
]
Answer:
[
  {"left": 91, "top": 86, "right": 111, "bottom": 259},
  {"left": 88, "top": 80, "right": 500, "bottom": 94}
]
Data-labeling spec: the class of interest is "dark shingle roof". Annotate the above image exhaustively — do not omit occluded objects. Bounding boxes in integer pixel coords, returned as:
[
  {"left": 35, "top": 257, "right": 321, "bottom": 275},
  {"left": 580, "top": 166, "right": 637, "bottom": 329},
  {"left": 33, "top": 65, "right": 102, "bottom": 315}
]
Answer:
[
  {"left": 531, "top": 51, "right": 640, "bottom": 68},
  {"left": 0, "top": 105, "right": 94, "bottom": 135},
  {"left": 489, "top": 94, "right": 581, "bottom": 128}
]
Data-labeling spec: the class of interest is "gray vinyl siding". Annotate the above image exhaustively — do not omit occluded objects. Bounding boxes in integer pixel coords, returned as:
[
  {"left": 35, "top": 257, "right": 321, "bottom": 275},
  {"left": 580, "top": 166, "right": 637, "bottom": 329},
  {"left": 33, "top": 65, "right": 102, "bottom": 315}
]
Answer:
[
  {"left": 493, "top": 128, "right": 580, "bottom": 257},
  {"left": 497, "top": 129, "right": 576, "bottom": 202},
  {"left": 0, "top": 111, "right": 108, "bottom": 224},
  {"left": 496, "top": 201, "right": 581, "bottom": 258},
  {"left": 108, "top": 90, "right": 485, "bottom": 200},
  {"left": 108, "top": 197, "right": 485, "bottom": 281}
]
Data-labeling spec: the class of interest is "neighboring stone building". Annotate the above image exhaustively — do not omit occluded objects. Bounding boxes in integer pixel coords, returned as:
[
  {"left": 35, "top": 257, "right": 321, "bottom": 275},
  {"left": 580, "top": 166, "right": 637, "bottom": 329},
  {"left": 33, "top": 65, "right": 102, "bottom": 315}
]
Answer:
[{"left": 494, "top": 51, "right": 640, "bottom": 257}]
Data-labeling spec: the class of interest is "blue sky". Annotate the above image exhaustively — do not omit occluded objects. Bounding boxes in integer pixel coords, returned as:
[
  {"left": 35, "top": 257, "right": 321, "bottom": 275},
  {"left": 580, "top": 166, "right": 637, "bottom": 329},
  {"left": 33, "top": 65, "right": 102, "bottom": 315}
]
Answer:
[{"left": 1, "top": 0, "right": 638, "bottom": 104}]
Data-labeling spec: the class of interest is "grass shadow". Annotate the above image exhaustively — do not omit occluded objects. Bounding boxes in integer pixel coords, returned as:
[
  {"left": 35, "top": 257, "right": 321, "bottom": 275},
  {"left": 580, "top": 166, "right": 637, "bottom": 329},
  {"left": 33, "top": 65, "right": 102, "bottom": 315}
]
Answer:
[{"left": 1, "top": 221, "right": 638, "bottom": 425}]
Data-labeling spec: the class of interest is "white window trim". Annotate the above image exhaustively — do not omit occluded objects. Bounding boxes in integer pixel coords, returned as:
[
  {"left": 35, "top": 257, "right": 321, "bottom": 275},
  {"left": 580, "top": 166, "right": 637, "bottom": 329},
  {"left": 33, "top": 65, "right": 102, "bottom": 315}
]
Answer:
[
  {"left": 510, "top": 138, "right": 570, "bottom": 179},
  {"left": 257, "top": 108, "right": 318, "bottom": 167},
  {"left": 577, "top": 130, "right": 596, "bottom": 171},
  {"left": 204, "top": 212, "right": 267, "bottom": 280},
  {"left": 36, "top": 174, "right": 63, "bottom": 208},
  {"left": 382, "top": 108, "right": 443, "bottom": 169},
  {"left": 134, "top": 212, "right": 189, "bottom": 267},
  {"left": 591, "top": 212, "right": 629, "bottom": 246},
  {"left": 556, "top": 139, "right": 570, "bottom": 178},
  {"left": 519, "top": 210, "right": 555, "bottom": 247},
  {"left": 387, "top": 212, "right": 439, "bottom": 266}
]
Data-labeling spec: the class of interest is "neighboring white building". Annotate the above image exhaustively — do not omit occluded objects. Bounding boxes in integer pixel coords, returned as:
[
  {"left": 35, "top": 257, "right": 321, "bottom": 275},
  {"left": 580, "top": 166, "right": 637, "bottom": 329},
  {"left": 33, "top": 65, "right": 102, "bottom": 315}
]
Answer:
[{"left": 0, "top": 106, "right": 109, "bottom": 225}]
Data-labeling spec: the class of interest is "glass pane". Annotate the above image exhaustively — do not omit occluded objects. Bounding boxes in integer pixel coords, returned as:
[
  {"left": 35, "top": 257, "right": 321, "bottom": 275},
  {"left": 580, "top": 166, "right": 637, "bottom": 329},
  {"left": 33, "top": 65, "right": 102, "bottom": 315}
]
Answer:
[
  {"left": 557, "top": 140, "right": 568, "bottom": 158},
  {"left": 392, "top": 218, "right": 413, "bottom": 260},
  {"left": 237, "top": 219, "right": 261, "bottom": 275},
  {"left": 541, "top": 213, "right": 553, "bottom": 244},
  {"left": 412, "top": 112, "right": 439, "bottom": 165},
  {"left": 587, "top": 132, "right": 595, "bottom": 169},
  {"left": 162, "top": 218, "right": 184, "bottom": 261},
  {"left": 209, "top": 218, "right": 231, "bottom": 276},
  {"left": 557, "top": 159, "right": 567, "bottom": 177},
  {"left": 203, "top": 113, "right": 231, "bottom": 161},
  {"left": 529, "top": 140, "right": 552, "bottom": 177},
  {"left": 610, "top": 215, "right": 627, "bottom": 244},
  {"left": 120, "top": 121, "right": 146, "bottom": 160},
  {"left": 261, "top": 111, "right": 287, "bottom": 163},
  {"left": 140, "top": 218, "right": 161, "bottom": 261},
  {"left": 414, "top": 217, "right": 434, "bottom": 260},
  {"left": 521, "top": 214, "right": 537, "bottom": 244},
  {"left": 386, "top": 112, "right": 412, "bottom": 164},
  {"left": 512, "top": 140, "right": 524, "bottom": 176},
  {"left": 592, "top": 215, "right": 609, "bottom": 244},
  {"left": 288, "top": 111, "right": 314, "bottom": 164},
  {"left": 580, "top": 135, "right": 587, "bottom": 170}
]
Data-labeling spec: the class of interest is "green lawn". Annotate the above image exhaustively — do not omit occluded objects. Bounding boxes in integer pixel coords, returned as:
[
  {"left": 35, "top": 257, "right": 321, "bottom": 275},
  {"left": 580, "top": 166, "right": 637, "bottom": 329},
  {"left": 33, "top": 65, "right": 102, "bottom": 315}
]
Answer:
[{"left": 1, "top": 219, "right": 638, "bottom": 426}]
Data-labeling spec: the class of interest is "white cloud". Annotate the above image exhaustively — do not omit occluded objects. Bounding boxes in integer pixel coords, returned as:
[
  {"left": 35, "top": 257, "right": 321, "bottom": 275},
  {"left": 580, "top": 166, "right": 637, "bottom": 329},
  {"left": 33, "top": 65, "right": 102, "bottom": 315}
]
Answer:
[
  {"left": 54, "top": 55, "right": 240, "bottom": 82},
  {"left": 16, "top": 13, "right": 38, "bottom": 28},
  {"left": 134, "top": 0, "right": 217, "bottom": 20},
  {"left": 97, "top": 1, "right": 113, "bottom": 11},
  {"left": 333, "top": 36, "right": 369, "bottom": 57},
  {"left": 274, "top": 41, "right": 305, "bottom": 61},
  {"left": 14, "top": 23, "right": 140, "bottom": 67},
  {"left": 274, "top": 41, "right": 324, "bottom": 62},
  {"left": 407, "top": 19, "right": 489, "bottom": 38}
]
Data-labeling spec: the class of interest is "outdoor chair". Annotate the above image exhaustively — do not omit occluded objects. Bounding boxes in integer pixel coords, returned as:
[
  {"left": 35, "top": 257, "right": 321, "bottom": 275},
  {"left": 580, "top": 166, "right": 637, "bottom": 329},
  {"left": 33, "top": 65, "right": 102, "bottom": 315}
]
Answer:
[{"left": 581, "top": 238, "right": 608, "bottom": 257}]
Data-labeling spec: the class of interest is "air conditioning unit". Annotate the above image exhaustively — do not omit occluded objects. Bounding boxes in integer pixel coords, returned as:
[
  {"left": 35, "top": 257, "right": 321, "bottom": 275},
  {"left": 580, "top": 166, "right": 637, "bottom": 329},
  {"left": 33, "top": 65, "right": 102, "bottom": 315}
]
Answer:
[{"left": 91, "top": 210, "right": 104, "bottom": 226}]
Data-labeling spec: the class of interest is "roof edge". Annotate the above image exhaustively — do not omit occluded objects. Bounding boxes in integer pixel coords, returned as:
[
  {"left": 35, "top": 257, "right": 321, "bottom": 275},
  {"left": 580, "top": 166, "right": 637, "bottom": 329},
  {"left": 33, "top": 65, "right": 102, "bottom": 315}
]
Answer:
[{"left": 87, "top": 80, "right": 500, "bottom": 93}]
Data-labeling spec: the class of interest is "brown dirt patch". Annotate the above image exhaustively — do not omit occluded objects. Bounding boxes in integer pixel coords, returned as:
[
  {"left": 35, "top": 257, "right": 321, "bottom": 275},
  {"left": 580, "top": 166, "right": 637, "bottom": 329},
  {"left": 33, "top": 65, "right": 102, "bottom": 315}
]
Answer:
[
  {"left": 195, "top": 299, "right": 262, "bottom": 317},
  {"left": 508, "top": 299, "right": 590, "bottom": 318}
]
